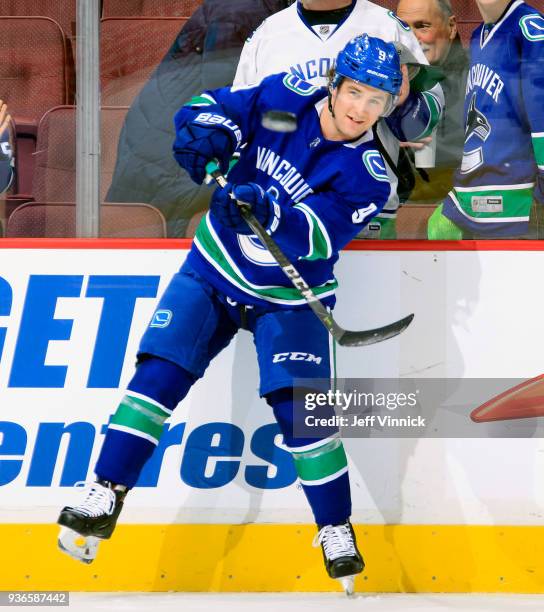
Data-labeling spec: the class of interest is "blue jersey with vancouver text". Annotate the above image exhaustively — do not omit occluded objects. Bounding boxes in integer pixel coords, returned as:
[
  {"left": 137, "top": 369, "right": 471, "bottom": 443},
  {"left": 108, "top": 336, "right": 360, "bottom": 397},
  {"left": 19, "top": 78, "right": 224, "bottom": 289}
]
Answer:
[
  {"left": 174, "top": 73, "right": 395, "bottom": 309},
  {"left": 442, "top": 0, "right": 544, "bottom": 236}
]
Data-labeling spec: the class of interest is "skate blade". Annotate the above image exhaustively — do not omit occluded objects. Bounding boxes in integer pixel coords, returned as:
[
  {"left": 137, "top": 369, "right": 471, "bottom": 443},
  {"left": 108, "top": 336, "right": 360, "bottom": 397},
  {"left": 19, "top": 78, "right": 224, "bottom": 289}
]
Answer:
[
  {"left": 339, "top": 575, "right": 356, "bottom": 597},
  {"left": 58, "top": 526, "right": 100, "bottom": 564}
]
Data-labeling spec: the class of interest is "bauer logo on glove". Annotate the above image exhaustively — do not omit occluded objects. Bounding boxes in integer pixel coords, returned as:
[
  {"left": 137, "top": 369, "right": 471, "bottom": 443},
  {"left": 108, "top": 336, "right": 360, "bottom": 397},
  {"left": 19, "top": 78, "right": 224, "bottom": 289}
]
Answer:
[
  {"left": 193, "top": 112, "right": 242, "bottom": 146},
  {"left": 173, "top": 111, "right": 239, "bottom": 185}
]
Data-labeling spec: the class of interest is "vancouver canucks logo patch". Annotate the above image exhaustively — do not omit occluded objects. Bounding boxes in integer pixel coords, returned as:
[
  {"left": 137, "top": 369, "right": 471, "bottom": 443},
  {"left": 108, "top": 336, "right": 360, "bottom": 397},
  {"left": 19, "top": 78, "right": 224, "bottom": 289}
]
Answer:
[
  {"left": 464, "top": 94, "right": 491, "bottom": 143},
  {"left": 520, "top": 14, "right": 544, "bottom": 41},
  {"left": 150, "top": 310, "right": 172, "bottom": 328},
  {"left": 283, "top": 74, "right": 319, "bottom": 96},
  {"left": 363, "top": 150, "right": 389, "bottom": 182},
  {"left": 461, "top": 94, "right": 491, "bottom": 174}
]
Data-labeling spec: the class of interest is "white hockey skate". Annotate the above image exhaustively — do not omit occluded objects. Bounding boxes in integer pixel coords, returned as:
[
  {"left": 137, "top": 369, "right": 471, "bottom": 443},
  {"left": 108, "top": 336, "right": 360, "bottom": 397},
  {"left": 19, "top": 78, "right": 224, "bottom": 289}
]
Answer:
[
  {"left": 57, "top": 480, "right": 127, "bottom": 564},
  {"left": 313, "top": 521, "right": 364, "bottom": 596}
]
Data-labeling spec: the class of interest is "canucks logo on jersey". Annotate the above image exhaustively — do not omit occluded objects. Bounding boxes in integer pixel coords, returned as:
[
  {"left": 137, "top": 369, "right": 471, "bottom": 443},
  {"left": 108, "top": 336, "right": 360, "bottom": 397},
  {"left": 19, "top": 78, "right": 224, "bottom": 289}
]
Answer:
[
  {"left": 519, "top": 13, "right": 544, "bottom": 41},
  {"left": 464, "top": 94, "right": 491, "bottom": 143},
  {"left": 362, "top": 150, "right": 389, "bottom": 182},
  {"left": 461, "top": 94, "right": 491, "bottom": 174}
]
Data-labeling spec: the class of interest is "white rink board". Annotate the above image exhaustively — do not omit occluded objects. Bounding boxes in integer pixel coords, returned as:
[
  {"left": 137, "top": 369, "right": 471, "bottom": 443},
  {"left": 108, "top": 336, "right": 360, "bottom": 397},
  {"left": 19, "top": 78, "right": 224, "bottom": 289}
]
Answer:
[{"left": 0, "top": 247, "right": 543, "bottom": 525}]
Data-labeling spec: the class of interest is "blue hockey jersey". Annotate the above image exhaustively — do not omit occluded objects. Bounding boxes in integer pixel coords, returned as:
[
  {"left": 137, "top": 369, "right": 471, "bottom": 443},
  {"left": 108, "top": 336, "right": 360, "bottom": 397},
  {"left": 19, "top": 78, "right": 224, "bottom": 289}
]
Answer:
[
  {"left": 442, "top": 0, "right": 544, "bottom": 237},
  {"left": 174, "top": 73, "right": 427, "bottom": 308}
]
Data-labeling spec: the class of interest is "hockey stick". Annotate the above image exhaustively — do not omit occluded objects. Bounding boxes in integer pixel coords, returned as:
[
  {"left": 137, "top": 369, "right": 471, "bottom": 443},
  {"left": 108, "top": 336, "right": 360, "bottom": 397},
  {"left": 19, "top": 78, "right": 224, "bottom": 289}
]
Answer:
[{"left": 206, "top": 162, "right": 413, "bottom": 347}]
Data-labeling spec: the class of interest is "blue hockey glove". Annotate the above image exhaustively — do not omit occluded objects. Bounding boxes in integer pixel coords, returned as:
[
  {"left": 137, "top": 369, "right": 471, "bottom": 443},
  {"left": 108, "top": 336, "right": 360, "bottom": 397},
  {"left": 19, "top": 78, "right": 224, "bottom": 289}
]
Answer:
[
  {"left": 210, "top": 182, "right": 280, "bottom": 235},
  {"left": 173, "top": 119, "right": 237, "bottom": 185}
]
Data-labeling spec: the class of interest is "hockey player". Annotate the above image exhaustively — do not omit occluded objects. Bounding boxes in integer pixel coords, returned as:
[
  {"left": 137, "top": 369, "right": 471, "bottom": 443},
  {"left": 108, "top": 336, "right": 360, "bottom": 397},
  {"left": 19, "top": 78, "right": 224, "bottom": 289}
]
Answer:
[
  {"left": 57, "top": 35, "right": 417, "bottom": 594},
  {"left": 234, "top": 0, "right": 444, "bottom": 238},
  {"left": 428, "top": 0, "right": 544, "bottom": 238},
  {"left": 0, "top": 100, "right": 14, "bottom": 195}
]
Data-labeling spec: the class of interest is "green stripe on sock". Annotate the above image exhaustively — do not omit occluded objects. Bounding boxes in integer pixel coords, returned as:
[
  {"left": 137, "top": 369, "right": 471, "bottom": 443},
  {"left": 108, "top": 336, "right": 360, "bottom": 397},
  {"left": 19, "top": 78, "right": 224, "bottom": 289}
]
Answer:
[
  {"left": 291, "top": 438, "right": 347, "bottom": 482},
  {"left": 109, "top": 395, "right": 169, "bottom": 442}
]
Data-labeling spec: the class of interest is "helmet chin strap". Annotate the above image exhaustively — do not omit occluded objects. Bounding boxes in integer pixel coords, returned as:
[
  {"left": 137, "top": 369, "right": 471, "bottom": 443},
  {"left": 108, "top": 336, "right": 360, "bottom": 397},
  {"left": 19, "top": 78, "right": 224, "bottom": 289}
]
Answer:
[
  {"left": 327, "top": 93, "right": 335, "bottom": 118},
  {"left": 328, "top": 82, "right": 337, "bottom": 118}
]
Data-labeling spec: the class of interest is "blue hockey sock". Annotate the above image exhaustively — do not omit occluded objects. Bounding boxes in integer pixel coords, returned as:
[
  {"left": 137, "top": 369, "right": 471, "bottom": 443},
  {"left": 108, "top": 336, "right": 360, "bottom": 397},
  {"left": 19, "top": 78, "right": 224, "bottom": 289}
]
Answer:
[
  {"left": 95, "top": 357, "right": 195, "bottom": 488},
  {"left": 267, "top": 388, "right": 352, "bottom": 526}
]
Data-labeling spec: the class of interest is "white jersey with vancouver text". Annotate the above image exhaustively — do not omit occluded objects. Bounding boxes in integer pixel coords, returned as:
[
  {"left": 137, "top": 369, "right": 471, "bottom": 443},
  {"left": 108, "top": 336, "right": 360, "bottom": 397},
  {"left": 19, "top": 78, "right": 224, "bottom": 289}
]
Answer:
[{"left": 234, "top": 0, "right": 444, "bottom": 221}]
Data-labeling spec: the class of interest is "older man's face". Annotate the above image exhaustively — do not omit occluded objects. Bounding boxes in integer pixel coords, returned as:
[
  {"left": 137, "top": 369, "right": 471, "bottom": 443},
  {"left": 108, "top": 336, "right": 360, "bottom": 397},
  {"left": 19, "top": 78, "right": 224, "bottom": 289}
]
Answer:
[{"left": 397, "top": 0, "right": 456, "bottom": 65}]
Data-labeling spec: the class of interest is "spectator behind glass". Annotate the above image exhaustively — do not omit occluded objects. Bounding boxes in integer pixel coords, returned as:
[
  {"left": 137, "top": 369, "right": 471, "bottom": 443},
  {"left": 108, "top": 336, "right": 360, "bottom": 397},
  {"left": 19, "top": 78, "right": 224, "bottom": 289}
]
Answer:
[
  {"left": 233, "top": 0, "right": 444, "bottom": 240},
  {"left": 427, "top": 0, "right": 544, "bottom": 239},
  {"left": 397, "top": 0, "right": 457, "bottom": 65},
  {"left": 0, "top": 100, "right": 14, "bottom": 235},
  {"left": 397, "top": 0, "right": 468, "bottom": 203},
  {"left": 105, "top": 0, "right": 291, "bottom": 238}
]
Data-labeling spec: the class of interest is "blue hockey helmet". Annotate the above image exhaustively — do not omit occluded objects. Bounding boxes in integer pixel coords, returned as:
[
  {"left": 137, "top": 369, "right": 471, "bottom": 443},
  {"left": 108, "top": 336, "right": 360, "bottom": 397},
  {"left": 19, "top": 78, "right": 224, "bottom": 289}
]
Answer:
[{"left": 333, "top": 34, "right": 403, "bottom": 99}]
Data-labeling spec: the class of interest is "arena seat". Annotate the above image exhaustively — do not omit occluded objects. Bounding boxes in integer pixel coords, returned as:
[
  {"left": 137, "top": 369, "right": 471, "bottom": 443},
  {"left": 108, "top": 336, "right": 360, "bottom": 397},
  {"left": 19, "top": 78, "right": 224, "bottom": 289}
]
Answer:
[
  {"left": 102, "top": 0, "right": 198, "bottom": 17},
  {"left": 0, "top": 0, "right": 75, "bottom": 39},
  {"left": 100, "top": 17, "right": 187, "bottom": 106},
  {"left": 0, "top": 16, "right": 69, "bottom": 195},
  {"left": 0, "top": 17, "right": 68, "bottom": 122},
  {"left": 6, "top": 201, "right": 167, "bottom": 237},
  {"left": 32, "top": 106, "right": 129, "bottom": 203},
  {"left": 0, "top": 1, "right": 77, "bottom": 101}
]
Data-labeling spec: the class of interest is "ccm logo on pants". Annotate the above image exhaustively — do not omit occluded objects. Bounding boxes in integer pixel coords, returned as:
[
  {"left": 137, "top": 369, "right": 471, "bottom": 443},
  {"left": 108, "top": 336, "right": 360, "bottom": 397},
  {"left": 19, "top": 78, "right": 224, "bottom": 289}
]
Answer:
[{"left": 272, "top": 352, "right": 322, "bottom": 365}]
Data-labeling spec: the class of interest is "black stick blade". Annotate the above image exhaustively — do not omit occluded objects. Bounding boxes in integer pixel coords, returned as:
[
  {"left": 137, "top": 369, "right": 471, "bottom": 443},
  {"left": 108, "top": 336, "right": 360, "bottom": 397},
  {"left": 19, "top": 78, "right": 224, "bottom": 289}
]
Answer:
[{"left": 337, "top": 313, "right": 414, "bottom": 347}]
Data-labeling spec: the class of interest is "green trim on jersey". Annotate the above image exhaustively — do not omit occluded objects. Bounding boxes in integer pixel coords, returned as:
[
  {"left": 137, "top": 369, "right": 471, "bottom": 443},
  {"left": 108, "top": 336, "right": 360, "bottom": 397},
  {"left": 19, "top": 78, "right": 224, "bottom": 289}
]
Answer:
[
  {"left": 295, "top": 202, "right": 332, "bottom": 261},
  {"left": 186, "top": 94, "right": 216, "bottom": 107},
  {"left": 291, "top": 437, "right": 348, "bottom": 485},
  {"left": 194, "top": 214, "right": 338, "bottom": 304},
  {"left": 420, "top": 92, "right": 442, "bottom": 138},
  {"left": 109, "top": 394, "right": 170, "bottom": 443},
  {"left": 532, "top": 133, "right": 544, "bottom": 166},
  {"left": 452, "top": 185, "right": 534, "bottom": 220}
]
